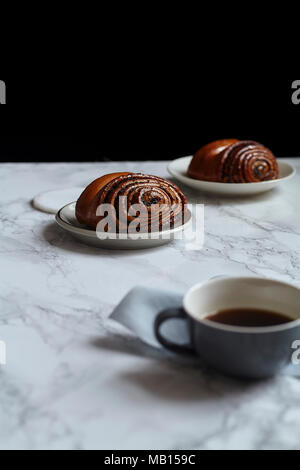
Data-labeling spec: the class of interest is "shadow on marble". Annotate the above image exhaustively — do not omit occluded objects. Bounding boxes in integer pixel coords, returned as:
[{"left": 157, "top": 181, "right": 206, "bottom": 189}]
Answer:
[
  {"left": 90, "top": 335, "right": 167, "bottom": 361},
  {"left": 117, "top": 363, "right": 270, "bottom": 403},
  {"left": 42, "top": 222, "right": 166, "bottom": 257},
  {"left": 90, "top": 334, "right": 213, "bottom": 374},
  {"left": 210, "top": 188, "right": 281, "bottom": 207},
  {"left": 90, "top": 335, "right": 272, "bottom": 401}
]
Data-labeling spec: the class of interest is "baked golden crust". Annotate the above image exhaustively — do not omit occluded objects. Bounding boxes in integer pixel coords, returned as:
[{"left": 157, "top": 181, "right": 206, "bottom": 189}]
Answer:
[
  {"left": 76, "top": 172, "right": 188, "bottom": 232},
  {"left": 188, "top": 140, "right": 279, "bottom": 183}
]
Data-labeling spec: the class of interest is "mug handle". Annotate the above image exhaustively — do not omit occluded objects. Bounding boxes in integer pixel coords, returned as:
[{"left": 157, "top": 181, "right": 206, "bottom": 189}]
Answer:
[{"left": 154, "top": 308, "right": 194, "bottom": 355}]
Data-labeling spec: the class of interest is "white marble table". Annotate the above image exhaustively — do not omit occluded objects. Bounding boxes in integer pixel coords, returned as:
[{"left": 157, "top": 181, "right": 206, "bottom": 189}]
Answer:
[{"left": 1, "top": 160, "right": 300, "bottom": 450}]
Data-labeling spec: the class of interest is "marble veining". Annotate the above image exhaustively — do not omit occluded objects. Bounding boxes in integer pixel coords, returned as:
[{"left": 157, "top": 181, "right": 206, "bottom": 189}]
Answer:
[{"left": 0, "top": 160, "right": 300, "bottom": 450}]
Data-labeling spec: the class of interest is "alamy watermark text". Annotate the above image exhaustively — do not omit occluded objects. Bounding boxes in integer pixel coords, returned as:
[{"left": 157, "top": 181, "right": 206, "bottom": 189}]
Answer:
[
  {"left": 0, "top": 341, "right": 6, "bottom": 366},
  {"left": 291, "top": 80, "right": 300, "bottom": 105},
  {"left": 0, "top": 81, "right": 6, "bottom": 104}
]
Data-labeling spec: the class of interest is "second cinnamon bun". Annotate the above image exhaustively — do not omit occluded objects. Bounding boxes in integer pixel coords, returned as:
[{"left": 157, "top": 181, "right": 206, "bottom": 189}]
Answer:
[{"left": 188, "top": 139, "right": 279, "bottom": 184}]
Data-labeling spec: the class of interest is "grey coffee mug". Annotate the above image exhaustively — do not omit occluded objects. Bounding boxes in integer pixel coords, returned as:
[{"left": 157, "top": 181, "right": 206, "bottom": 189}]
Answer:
[{"left": 155, "top": 277, "right": 300, "bottom": 379}]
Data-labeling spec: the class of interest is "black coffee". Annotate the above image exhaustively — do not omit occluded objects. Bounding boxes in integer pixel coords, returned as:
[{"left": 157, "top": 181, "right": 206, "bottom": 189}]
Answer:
[{"left": 207, "top": 308, "right": 294, "bottom": 327}]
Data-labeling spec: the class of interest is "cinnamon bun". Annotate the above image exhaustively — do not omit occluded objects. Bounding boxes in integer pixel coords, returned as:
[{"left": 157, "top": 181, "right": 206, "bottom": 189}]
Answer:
[
  {"left": 188, "top": 140, "right": 279, "bottom": 183},
  {"left": 76, "top": 172, "right": 188, "bottom": 233}
]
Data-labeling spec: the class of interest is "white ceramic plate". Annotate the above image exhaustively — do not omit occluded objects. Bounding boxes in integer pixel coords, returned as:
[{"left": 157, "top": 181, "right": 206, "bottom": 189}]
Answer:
[
  {"left": 168, "top": 156, "right": 296, "bottom": 196},
  {"left": 55, "top": 202, "right": 192, "bottom": 250}
]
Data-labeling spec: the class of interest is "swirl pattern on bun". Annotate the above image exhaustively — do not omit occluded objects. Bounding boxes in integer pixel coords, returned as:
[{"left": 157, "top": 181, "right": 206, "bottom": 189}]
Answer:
[
  {"left": 76, "top": 172, "right": 188, "bottom": 232},
  {"left": 188, "top": 139, "right": 279, "bottom": 183}
]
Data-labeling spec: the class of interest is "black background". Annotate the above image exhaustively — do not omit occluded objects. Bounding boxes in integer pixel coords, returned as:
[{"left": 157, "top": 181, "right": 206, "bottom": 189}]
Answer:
[{"left": 0, "top": 77, "right": 299, "bottom": 162}]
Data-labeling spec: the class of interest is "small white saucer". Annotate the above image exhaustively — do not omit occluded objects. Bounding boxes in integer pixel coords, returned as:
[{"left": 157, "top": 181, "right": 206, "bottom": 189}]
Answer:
[
  {"left": 168, "top": 157, "right": 296, "bottom": 196},
  {"left": 33, "top": 187, "right": 85, "bottom": 214},
  {"left": 55, "top": 202, "right": 192, "bottom": 250}
]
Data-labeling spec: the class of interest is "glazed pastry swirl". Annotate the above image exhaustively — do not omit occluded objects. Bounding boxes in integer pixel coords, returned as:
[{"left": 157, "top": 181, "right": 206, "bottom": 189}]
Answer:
[
  {"left": 188, "top": 139, "right": 279, "bottom": 183},
  {"left": 221, "top": 141, "right": 279, "bottom": 183},
  {"left": 76, "top": 172, "right": 188, "bottom": 232}
]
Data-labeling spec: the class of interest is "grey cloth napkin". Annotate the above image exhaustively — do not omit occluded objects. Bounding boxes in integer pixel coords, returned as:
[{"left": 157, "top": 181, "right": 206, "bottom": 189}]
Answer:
[
  {"left": 110, "top": 286, "right": 188, "bottom": 349},
  {"left": 110, "top": 286, "right": 300, "bottom": 378}
]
